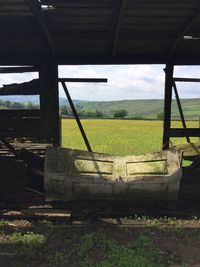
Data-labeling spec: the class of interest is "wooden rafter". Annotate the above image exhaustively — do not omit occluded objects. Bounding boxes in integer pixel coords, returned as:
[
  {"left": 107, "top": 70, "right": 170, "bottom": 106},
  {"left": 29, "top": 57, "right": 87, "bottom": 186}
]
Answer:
[
  {"left": 25, "top": 0, "right": 55, "bottom": 58},
  {"left": 168, "top": 6, "right": 200, "bottom": 57},
  {"left": 111, "top": 0, "right": 128, "bottom": 56}
]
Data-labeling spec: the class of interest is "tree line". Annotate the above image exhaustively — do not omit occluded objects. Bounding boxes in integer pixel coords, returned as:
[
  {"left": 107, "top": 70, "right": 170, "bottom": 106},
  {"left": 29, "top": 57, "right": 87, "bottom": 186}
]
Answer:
[
  {"left": 0, "top": 99, "right": 165, "bottom": 119},
  {"left": 60, "top": 104, "right": 129, "bottom": 118},
  {"left": 0, "top": 99, "right": 39, "bottom": 109}
]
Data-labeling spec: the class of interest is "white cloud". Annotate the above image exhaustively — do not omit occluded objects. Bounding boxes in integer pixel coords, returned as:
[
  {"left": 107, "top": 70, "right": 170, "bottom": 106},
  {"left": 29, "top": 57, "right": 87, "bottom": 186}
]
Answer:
[
  {"left": 59, "top": 65, "right": 165, "bottom": 100},
  {"left": 1, "top": 65, "right": 200, "bottom": 101}
]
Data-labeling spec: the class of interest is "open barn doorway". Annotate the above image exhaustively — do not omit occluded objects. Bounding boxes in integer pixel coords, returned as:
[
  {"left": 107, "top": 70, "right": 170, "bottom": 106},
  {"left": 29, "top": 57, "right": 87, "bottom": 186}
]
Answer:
[
  {"left": 59, "top": 65, "right": 200, "bottom": 159},
  {"left": 59, "top": 64, "right": 167, "bottom": 156}
]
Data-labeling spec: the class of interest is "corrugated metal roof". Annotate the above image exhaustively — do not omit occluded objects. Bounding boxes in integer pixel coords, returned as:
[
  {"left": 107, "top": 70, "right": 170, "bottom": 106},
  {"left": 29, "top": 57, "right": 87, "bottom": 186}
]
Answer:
[{"left": 0, "top": 0, "right": 200, "bottom": 65}]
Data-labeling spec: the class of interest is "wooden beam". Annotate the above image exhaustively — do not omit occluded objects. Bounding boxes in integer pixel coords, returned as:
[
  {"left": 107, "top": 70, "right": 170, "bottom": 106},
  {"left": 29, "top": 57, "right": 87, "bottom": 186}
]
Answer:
[
  {"left": 162, "top": 64, "right": 174, "bottom": 150},
  {"left": 59, "top": 78, "right": 107, "bottom": 83},
  {"left": 111, "top": 0, "right": 128, "bottom": 56},
  {"left": 25, "top": 0, "right": 55, "bottom": 58},
  {"left": 39, "top": 62, "right": 60, "bottom": 145},
  {"left": 3, "top": 53, "right": 200, "bottom": 66},
  {"left": 170, "top": 128, "right": 200, "bottom": 137},
  {"left": 168, "top": 6, "right": 200, "bottom": 57},
  {"left": 0, "top": 66, "right": 38, "bottom": 74},
  {"left": 0, "top": 109, "right": 40, "bottom": 118},
  {"left": 174, "top": 78, "right": 200, "bottom": 83},
  {"left": 173, "top": 81, "right": 190, "bottom": 143},
  {"left": 0, "top": 118, "right": 43, "bottom": 138}
]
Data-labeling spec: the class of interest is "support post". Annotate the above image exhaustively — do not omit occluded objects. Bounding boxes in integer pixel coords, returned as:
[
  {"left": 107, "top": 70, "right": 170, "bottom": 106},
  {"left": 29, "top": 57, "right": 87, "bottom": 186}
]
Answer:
[
  {"left": 39, "top": 62, "right": 60, "bottom": 145},
  {"left": 173, "top": 81, "right": 190, "bottom": 143},
  {"left": 61, "top": 82, "right": 92, "bottom": 152},
  {"left": 163, "top": 64, "right": 174, "bottom": 150}
]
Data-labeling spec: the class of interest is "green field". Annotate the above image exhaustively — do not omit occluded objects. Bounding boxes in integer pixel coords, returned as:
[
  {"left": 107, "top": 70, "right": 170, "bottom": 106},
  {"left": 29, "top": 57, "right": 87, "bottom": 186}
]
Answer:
[{"left": 62, "top": 119, "right": 199, "bottom": 155}]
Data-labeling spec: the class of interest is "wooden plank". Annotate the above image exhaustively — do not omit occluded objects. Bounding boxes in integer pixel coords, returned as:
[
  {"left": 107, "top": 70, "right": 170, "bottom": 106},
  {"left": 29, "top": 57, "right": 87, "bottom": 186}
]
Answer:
[
  {"left": 0, "top": 117, "right": 41, "bottom": 129},
  {"left": 174, "top": 77, "right": 200, "bottom": 82},
  {"left": 41, "top": 0, "right": 113, "bottom": 8},
  {"left": 0, "top": 66, "right": 38, "bottom": 73},
  {"left": 44, "top": 8, "right": 112, "bottom": 17},
  {"left": 125, "top": 8, "right": 195, "bottom": 17},
  {"left": 0, "top": 109, "right": 40, "bottom": 118},
  {"left": 19, "top": 148, "right": 44, "bottom": 171},
  {"left": 0, "top": 118, "right": 49, "bottom": 138},
  {"left": 170, "top": 128, "right": 200, "bottom": 137},
  {"left": 59, "top": 78, "right": 107, "bottom": 83}
]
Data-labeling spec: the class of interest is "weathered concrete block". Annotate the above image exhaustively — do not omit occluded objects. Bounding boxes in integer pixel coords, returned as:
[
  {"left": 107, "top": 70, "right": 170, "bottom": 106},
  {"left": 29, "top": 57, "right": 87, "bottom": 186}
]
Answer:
[
  {"left": 74, "top": 182, "right": 113, "bottom": 195},
  {"left": 44, "top": 147, "right": 182, "bottom": 201}
]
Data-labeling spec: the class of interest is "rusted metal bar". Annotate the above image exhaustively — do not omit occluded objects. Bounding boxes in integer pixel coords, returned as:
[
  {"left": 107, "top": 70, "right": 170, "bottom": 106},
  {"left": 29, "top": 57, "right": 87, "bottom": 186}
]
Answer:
[
  {"left": 61, "top": 81, "right": 92, "bottom": 152},
  {"left": 173, "top": 81, "right": 190, "bottom": 143}
]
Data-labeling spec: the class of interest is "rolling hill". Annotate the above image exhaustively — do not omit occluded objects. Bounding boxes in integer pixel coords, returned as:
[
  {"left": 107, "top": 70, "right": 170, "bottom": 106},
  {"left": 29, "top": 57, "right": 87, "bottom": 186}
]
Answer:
[
  {"left": 0, "top": 95, "right": 200, "bottom": 120},
  {"left": 71, "top": 98, "right": 200, "bottom": 120}
]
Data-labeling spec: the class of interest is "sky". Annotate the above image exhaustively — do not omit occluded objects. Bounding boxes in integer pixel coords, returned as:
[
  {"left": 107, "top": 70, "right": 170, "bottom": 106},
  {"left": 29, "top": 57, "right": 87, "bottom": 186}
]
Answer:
[{"left": 1, "top": 65, "right": 200, "bottom": 101}]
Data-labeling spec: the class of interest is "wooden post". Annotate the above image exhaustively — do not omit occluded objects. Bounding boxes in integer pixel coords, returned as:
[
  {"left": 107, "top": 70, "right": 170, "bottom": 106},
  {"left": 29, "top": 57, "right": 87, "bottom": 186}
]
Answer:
[
  {"left": 162, "top": 63, "right": 174, "bottom": 150},
  {"left": 199, "top": 116, "right": 200, "bottom": 142},
  {"left": 39, "top": 61, "right": 60, "bottom": 145}
]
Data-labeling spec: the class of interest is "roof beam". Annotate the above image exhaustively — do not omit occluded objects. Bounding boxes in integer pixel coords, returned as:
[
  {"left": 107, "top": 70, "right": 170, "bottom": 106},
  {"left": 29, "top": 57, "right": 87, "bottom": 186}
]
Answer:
[
  {"left": 168, "top": 7, "right": 200, "bottom": 58},
  {"left": 25, "top": 0, "right": 55, "bottom": 58},
  {"left": 111, "top": 0, "right": 128, "bottom": 56}
]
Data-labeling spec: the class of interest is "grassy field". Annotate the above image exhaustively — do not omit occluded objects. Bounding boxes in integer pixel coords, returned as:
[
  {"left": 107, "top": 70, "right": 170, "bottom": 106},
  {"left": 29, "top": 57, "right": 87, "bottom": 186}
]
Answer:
[{"left": 62, "top": 119, "right": 199, "bottom": 155}]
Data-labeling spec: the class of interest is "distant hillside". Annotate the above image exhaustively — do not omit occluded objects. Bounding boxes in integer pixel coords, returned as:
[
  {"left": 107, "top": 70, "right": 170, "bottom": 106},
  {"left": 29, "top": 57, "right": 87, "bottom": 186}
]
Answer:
[
  {"left": 0, "top": 95, "right": 200, "bottom": 120},
  {"left": 72, "top": 99, "right": 200, "bottom": 120}
]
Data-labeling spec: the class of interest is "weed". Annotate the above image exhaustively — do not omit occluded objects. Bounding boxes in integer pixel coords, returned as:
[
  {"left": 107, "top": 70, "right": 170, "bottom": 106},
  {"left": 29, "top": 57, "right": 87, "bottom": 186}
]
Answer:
[
  {"left": 10, "top": 231, "right": 46, "bottom": 259},
  {"left": 49, "top": 251, "right": 69, "bottom": 266}
]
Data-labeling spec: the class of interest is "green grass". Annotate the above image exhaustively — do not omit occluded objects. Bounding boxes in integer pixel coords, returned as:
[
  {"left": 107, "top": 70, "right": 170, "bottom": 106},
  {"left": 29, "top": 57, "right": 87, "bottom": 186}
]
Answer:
[
  {"left": 0, "top": 220, "right": 165, "bottom": 267},
  {"left": 0, "top": 219, "right": 199, "bottom": 267},
  {"left": 62, "top": 119, "right": 199, "bottom": 155}
]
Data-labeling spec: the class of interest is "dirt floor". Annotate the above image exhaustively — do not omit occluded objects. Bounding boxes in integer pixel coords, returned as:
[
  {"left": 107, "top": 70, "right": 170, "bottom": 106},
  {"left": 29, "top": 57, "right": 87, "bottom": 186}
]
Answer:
[{"left": 0, "top": 216, "right": 200, "bottom": 267}]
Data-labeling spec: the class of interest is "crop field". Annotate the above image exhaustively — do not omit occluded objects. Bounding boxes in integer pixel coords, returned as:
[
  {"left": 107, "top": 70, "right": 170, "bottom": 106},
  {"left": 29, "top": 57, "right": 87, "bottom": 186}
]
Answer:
[{"left": 62, "top": 119, "right": 199, "bottom": 155}]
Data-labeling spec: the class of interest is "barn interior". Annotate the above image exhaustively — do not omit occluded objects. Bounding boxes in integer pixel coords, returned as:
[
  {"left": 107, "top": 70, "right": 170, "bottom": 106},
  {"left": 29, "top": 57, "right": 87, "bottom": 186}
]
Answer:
[{"left": 1, "top": 0, "right": 200, "bottom": 211}]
